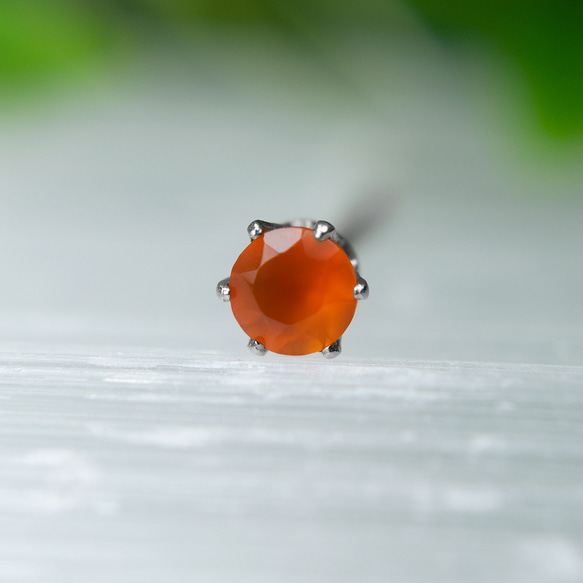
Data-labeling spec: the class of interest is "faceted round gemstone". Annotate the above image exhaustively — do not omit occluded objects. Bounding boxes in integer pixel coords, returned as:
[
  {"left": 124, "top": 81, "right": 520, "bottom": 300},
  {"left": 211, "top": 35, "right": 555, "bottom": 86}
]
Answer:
[{"left": 230, "top": 227, "right": 358, "bottom": 355}]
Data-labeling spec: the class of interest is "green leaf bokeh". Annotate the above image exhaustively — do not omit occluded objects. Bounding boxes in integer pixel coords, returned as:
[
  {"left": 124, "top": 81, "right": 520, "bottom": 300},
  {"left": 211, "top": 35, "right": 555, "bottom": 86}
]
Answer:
[{"left": 0, "top": 0, "right": 582, "bottom": 142}]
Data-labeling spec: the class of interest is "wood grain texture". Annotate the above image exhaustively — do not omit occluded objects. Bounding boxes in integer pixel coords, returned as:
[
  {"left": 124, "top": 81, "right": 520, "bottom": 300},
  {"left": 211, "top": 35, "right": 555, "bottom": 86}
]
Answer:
[{"left": 1, "top": 347, "right": 582, "bottom": 582}]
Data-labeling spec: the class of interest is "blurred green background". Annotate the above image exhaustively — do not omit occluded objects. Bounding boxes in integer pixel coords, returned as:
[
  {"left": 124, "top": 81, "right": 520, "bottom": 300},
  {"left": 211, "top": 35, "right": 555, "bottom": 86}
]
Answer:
[{"left": 1, "top": 0, "right": 582, "bottom": 144}]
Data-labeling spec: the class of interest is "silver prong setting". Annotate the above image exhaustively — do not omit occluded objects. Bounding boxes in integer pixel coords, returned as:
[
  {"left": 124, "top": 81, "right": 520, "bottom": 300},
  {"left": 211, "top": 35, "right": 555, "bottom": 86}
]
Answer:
[
  {"left": 248, "top": 338, "right": 268, "bottom": 356},
  {"left": 321, "top": 337, "right": 342, "bottom": 359},
  {"left": 247, "top": 220, "right": 265, "bottom": 240},
  {"left": 247, "top": 220, "right": 282, "bottom": 241},
  {"left": 216, "top": 277, "right": 231, "bottom": 302},
  {"left": 313, "top": 220, "right": 336, "bottom": 241},
  {"left": 220, "top": 218, "right": 367, "bottom": 358},
  {"left": 353, "top": 276, "right": 369, "bottom": 300}
]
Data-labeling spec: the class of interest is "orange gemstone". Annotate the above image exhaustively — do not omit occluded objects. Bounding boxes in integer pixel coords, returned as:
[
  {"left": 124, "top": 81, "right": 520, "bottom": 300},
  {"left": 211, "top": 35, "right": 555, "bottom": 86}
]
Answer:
[{"left": 230, "top": 227, "right": 358, "bottom": 355}]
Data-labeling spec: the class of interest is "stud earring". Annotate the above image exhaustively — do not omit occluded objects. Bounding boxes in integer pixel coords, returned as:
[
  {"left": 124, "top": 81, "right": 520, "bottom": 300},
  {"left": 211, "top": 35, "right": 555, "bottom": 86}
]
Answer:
[{"left": 217, "top": 219, "right": 368, "bottom": 358}]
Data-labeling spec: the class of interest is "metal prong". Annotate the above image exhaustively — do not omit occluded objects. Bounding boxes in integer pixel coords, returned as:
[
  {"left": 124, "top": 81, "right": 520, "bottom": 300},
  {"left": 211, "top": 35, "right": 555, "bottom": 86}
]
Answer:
[
  {"left": 247, "top": 220, "right": 281, "bottom": 241},
  {"left": 353, "top": 276, "right": 369, "bottom": 300},
  {"left": 216, "top": 277, "right": 231, "bottom": 302},
  {"left": 321, "top": 337, "right": 342, "bottom": 359},
  {"left": 313, "top": 220, "right": 336, "bottom": 241},
  {"left": 248, "top": 339, "right": 268, "bottom": 356}
]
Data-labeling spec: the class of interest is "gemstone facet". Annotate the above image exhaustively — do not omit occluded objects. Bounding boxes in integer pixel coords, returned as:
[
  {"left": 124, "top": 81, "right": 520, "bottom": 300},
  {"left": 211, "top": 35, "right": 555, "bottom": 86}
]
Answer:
[{"left": 229, "top": 227, "right": 358, "bottom": 355}]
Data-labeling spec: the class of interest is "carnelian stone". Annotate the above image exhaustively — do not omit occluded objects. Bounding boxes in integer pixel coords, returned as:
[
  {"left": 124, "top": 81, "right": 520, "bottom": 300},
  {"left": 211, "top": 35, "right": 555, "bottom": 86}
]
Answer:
[{"left": 230, "top": 227, "right": 358, "bottom": 355}]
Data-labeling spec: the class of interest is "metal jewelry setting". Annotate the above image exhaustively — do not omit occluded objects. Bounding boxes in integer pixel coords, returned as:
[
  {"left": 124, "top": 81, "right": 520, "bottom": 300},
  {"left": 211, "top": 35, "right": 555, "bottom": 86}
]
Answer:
[{"left": 216, "top": 219, "right": 369, "bottom": 358}]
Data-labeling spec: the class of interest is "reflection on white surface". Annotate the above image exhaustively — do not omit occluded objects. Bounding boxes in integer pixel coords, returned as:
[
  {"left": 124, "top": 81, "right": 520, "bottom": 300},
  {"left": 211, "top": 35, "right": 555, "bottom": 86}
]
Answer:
[{"left": 0, "top": 347, "right": 582, "bottom": 582}]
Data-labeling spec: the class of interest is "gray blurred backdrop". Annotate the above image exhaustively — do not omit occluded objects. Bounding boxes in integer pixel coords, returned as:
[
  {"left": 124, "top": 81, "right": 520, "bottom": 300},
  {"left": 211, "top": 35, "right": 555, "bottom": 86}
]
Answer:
[{"left": 1, "top": 0, "right": 582, "bottom": 364}]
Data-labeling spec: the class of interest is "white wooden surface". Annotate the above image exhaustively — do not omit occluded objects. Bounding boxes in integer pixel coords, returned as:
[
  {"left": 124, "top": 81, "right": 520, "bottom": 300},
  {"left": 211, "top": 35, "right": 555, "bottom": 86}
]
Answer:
[{"left": 1, "top": 347, "right": 582, "bottom": 582}]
